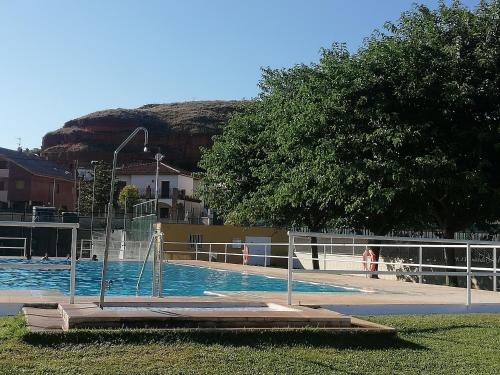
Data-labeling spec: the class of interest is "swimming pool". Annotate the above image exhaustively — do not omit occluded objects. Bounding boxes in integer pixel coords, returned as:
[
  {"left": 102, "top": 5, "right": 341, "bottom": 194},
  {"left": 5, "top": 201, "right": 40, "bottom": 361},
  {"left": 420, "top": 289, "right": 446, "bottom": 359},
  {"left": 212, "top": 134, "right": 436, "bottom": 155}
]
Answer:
[{"left": 0, "top": 259, "right": 360, "bottom": 296}]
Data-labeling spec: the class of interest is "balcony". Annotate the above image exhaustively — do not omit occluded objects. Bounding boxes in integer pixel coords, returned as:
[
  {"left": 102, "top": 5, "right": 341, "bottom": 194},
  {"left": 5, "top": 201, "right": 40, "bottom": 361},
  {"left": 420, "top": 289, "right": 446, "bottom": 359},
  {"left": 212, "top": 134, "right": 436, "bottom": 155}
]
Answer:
[{"left": 137, "top": 187, "right": 201, "bottom": 203}]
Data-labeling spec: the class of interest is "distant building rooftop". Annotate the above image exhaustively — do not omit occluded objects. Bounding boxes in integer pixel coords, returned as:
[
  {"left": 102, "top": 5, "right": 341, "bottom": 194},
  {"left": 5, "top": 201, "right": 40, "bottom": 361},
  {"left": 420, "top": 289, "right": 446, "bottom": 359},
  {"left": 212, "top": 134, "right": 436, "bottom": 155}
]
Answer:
[
  {"left": 0, "top": 147, "right": 73, "bottom": 181},
  {"left": 117, "top": 162, "right": 198, "bottom": 179}
]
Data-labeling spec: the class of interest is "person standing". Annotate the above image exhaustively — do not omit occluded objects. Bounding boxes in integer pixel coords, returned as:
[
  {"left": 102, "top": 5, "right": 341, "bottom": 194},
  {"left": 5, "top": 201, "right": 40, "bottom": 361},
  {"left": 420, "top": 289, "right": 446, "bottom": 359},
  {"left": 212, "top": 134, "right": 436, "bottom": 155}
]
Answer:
[{"left": 242, "top": 244, "right": 249, "bottom": 265}]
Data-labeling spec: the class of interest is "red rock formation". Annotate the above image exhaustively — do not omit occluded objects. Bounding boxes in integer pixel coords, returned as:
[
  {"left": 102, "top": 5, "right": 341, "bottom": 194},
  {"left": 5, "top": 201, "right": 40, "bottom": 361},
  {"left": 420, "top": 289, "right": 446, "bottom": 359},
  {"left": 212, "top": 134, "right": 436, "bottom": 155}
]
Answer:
[{"left": 41, "top": 101, "right": 240, "bottom": 171}]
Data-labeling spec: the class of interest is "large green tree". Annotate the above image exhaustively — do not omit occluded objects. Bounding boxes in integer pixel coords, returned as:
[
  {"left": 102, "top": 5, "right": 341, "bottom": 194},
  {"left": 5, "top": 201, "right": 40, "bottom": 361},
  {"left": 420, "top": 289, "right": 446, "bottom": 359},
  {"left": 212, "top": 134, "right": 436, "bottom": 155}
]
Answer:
[
  {"left": 353, "top": 0, "right": 500, "bottom": 283},
  {"left": 200, "top": 1, "right": 500, "bottom": 275},
  {"left": 200, "top": 50, "right": 421, "bottom": 268}
]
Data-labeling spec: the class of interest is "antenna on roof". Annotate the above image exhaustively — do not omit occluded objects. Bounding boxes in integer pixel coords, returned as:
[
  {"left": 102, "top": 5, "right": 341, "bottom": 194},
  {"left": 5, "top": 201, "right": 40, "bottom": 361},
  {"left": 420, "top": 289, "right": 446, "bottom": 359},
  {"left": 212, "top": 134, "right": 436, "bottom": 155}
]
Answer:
[{"left": 16, "top": 138, "right": 22, "bottom": 152}]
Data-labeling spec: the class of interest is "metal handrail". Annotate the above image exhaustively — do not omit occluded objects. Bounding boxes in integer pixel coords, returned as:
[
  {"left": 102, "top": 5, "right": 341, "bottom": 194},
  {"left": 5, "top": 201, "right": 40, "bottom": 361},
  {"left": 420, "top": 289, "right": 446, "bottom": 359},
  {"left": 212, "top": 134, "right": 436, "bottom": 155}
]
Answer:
[
  {"left": 286, "top": 232, "right": 500, "bottom": 307},
  {"left": 0, "top": 222, "right": 78, "bottom": 304},
  {"left": 135, "top": 231, "right": 165, "bottom": 297},
  {"left": 163, "top": 248, "right": 498, "bottom": 271},
  {"left": 0, "top": 236, "right": 26, "bottom": 257},
  {"left": 160, "top": 237, "right": 499, "bottom": 307},
  {"left": 136, "top": 234, "right": 157, "bottom": 293},
  {"left": 288, "top": 230, "right": 500, "bottom": 245}
]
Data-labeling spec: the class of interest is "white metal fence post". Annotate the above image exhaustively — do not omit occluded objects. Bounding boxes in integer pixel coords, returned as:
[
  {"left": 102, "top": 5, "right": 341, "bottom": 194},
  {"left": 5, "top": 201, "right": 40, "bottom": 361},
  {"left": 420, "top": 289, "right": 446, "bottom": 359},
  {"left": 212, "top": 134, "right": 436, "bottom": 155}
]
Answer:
[
  {"left": 23, "top": 238, "right": 27, "bottom": 258},
  {"left": 224, "top": 244, "right": 228, "bottom": 263},
  {"left": 494, "top": 247, "right": 497, "bottom": 292},
  {"left": 365, "top": 245, "right": 368, "bottom": 278},
  {"left": 287, "top": 234, "right": 294, "bottom": 306},
  {"left": 264, "top": 244, "right": 267, "bottom": 267},
  {"left": 466, "top": 243, "right": 472, "bottom": 308},
  {"left": 70, "top": 227, "right": 77, "bottom": 304},
  {"left": 323, "top": 244, "right": 326, "bottom": 270},
  {"left": 209, "top": 243, "right": 212, "bottom": 262},
  {"left": 195, "top": 243, "right": 198, "bottom": 261},
  {"left": 418, "top": 246, "right": 423, "bottom": 284},
  {"left": 152, "top": 235, "right": 158, "bottom": 297},
  {"left": 158, "top": 232, "right": 164, "bottom": 298}
]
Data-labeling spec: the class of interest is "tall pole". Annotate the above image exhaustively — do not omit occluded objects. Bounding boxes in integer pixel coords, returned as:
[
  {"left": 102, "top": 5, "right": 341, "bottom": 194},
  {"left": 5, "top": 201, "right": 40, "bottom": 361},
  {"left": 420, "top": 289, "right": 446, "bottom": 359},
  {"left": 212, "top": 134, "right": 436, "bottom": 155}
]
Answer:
[
  {"left": 78, "top": 179, "right": 82, "bottom": 214},
  {"left": 52, "top": 178, "right": 56, "bottom": 208},
  {"left": 124, "top": 196, "right": 127, "bottom": 231},
  {"left": 73, "top": 159, "right": 78, "bottom": 212},
  {"left": 155, "top": 152, "right": 164, "bottom": 221},
  {"left": 90, "top": 162, "right": 98, "bottom": 242},
  {"left": 123, "top": 195, "right": 127, "bottom": 258},
  {"left": 99, "top": 127, "right": 148, "bottom": 308}
]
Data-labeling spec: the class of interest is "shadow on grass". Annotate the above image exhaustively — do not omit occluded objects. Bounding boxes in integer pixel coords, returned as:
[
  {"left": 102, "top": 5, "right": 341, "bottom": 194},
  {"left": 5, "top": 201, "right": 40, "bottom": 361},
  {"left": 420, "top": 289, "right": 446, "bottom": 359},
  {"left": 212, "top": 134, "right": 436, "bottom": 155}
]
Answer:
[
  {"left": 23, "top": 329, "right": 424, "bottom": 351},
  {"left": 401, "top": 324, "right": 489, "bottom": 335}
]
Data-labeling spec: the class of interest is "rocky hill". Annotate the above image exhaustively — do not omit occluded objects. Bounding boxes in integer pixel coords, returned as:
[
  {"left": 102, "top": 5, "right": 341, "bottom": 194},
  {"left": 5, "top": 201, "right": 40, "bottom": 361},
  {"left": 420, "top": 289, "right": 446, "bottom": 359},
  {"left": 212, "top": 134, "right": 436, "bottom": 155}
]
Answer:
[{"left": 41, "top": 100, "right": 240, "bottom": 171}]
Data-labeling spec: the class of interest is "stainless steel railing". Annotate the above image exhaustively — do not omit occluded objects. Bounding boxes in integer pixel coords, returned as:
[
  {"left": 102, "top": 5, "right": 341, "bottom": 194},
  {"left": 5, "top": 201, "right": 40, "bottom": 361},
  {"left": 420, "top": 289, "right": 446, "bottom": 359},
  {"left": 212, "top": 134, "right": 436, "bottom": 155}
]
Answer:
[
  {"left": 0, "top": 221, "right": 79, "bottom": 304},
  {"left": 136, "top": 231, "right": 165, "bottom": 297},
  {"left": 0, "top": 237, "right": 27, "bottom": 257},
  {"left": 286, "top": 231, "right": 500, "bottom": 307}
]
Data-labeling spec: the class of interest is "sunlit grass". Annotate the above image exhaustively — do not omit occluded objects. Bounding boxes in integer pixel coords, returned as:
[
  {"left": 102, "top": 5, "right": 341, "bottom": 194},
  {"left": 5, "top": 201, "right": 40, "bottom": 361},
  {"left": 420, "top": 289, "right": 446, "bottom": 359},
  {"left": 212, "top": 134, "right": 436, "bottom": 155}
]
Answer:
[{"left": 0, "top": 314, "right": 498, "bottom": 374}]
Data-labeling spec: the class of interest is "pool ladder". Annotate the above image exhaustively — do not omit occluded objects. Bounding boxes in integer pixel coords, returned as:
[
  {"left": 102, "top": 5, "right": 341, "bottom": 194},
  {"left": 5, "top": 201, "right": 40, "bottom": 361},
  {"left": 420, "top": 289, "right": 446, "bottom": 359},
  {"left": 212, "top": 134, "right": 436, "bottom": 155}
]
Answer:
[{"left": 136, "top": 230, "right": 165, "bottom": 297}]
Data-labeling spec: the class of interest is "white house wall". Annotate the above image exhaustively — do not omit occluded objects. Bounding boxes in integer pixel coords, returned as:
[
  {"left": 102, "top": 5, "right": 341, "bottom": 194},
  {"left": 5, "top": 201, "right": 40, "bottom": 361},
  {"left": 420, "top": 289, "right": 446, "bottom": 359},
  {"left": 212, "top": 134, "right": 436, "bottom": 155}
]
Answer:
[
  {"left": 116, "top": 174, "right": 181, "bottom": 194},
  {"left": 116, "top": 173, "right": 200, "bottom": 197},
  {"left": 116, "top": 176, "right": 132, "bottom": 185},
  {"left": 177, "top": 175, "right": 194, "bottom": 195}
]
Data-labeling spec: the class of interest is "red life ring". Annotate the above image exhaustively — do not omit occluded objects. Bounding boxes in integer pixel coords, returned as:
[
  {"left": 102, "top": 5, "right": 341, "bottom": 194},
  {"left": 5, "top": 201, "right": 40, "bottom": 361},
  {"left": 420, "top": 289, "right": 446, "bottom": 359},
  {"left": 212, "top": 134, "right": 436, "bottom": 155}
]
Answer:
[{"left": 362, "top": 248, "right": 376, "bottom": 272}]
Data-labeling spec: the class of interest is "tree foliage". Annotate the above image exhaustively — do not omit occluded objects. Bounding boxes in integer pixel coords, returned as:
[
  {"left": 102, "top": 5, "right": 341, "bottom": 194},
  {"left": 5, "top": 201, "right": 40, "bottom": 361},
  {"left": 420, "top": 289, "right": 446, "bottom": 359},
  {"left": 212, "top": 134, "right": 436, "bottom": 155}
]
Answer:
[
  {"left": 118, "top": 185, "right": 140, "bottom": 212},
  {"left": 78, "top": 162, "right": 112, "bottom": 216},
  {"left": 199, "top": 1, "right": 500, "bottom": 270}
]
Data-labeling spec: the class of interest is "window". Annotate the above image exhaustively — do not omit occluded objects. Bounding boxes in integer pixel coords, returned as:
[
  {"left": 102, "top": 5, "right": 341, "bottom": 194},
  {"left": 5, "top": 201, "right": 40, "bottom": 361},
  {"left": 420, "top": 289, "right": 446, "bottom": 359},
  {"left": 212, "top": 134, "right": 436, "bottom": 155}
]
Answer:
[
  {"left": 161, "top": 181, "right": 170, "bottom": 198},
  {"left": 0, "top": 160, "right": 7, "bottom": 169},
  {"left": 159, "top": 207, "right": 169, "bottom": 218},
  {"left": 15, "top": 180, "right": 25, "bottom": 190},
  {"left": 55, "top": 184, "right": 60, "bottom": 194},
  {"left": 189, "top": 234, "right": 203, "bottom": 249},
  {"left": 0, "top": 181, "right": 4, "bottom": 191}
]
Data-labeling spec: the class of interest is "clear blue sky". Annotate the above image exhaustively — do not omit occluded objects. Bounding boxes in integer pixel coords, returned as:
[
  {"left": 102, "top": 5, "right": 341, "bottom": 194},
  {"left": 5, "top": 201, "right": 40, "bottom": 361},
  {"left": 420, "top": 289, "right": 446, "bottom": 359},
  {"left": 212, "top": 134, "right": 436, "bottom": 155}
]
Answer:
[{"left": 0, "top": 0, "right": 480, "bottom": 150}]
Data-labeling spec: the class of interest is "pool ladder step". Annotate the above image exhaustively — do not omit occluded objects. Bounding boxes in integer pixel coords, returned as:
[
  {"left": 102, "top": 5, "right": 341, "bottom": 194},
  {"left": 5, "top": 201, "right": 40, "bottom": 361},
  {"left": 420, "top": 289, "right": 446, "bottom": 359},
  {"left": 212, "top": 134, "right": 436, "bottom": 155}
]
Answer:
[{"left": 22, "top": 307, "right": 64, "bottom": 332}]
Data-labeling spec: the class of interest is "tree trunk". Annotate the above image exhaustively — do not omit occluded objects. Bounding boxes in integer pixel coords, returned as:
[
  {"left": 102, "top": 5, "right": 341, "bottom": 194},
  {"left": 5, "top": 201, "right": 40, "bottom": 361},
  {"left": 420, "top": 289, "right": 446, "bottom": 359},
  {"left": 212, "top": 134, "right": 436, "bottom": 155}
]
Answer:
[
  {"left": 311, "top": 236, "right": 320, "bottom": 270},
  {"left": 443, "top": 228, "right": 458, "bottom": 287}
]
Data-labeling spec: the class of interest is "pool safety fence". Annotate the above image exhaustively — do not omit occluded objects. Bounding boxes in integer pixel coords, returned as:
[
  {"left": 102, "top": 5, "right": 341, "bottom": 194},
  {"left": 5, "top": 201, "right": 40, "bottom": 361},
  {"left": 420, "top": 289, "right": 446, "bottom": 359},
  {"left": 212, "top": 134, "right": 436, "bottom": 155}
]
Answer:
[
  {"left": 80, "top": 239, "right": 150, "bottom": 260},
  {"left": 157, "top": 234, "right": 500, "bottom": 307},
  {"left": 287, "top": 231, "right": 500, "bottom": 307},
  {"left": 67, "top": 230, "right": 500, "bottom": 305},
  {"left": 163, "top": 241, "right": 290, "bottom": 266},
  {"left": 0, "top": 221, "right": 79, "bottom": 304},
  {"left": 0, "top": 236, "right": 27, "bottom": 257}
]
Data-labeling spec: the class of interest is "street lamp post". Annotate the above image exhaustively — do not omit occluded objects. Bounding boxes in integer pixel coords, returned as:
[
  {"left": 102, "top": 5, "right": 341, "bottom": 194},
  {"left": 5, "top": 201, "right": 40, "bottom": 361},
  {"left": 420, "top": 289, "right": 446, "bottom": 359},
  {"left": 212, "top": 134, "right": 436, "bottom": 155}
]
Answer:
[
  {"left": 124, "top": 196, "right": 127, "bottom": 231},
  {"left": 90, "top": 160, "right": 98, "bottom": 243},
  {"left": 99, "top": 127, "right": 149, "bottom": 308},
  {"left": 155, "top": 152, "right": 164, "bottom": 221}
]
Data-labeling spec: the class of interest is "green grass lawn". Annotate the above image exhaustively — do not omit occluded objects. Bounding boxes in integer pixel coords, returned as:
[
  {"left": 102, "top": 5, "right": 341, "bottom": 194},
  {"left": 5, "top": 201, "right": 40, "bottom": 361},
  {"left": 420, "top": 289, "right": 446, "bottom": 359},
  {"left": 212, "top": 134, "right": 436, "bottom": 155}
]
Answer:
[{"left": 0, "top": 314, "right": 499, "bottom": 374}]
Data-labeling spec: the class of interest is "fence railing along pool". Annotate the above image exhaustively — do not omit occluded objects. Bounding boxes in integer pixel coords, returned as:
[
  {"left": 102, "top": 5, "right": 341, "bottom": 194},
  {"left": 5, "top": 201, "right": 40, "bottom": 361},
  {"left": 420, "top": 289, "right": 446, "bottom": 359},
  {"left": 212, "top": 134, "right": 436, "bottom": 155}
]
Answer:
[
  {"left": 1, "top": 220, "right": 500, "bottom": 309},
  {"left": 0, "top": 221, "right": 78, "bottom": 303}
]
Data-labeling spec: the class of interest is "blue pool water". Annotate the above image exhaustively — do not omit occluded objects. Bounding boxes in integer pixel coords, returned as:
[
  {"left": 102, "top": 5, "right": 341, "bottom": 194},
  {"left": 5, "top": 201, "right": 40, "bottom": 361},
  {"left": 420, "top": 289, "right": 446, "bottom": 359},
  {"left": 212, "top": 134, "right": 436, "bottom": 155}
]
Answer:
[{"left": 0, "top": 259, "right": 360, "bottom": 296}]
